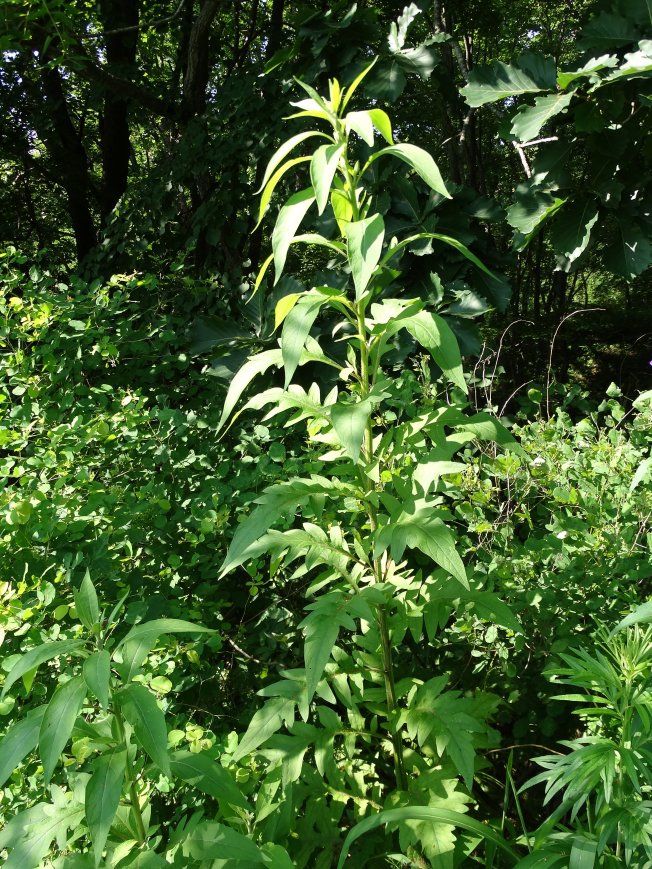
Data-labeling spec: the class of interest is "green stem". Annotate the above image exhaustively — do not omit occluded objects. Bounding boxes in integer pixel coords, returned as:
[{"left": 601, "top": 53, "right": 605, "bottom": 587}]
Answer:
[{"left": 114, "top": 706, "right": 147, "bottom": 845}]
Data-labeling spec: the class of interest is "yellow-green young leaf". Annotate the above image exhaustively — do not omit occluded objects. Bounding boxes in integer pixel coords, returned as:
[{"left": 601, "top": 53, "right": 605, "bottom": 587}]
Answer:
[
  {"left": 403, "top": 311, "right": 466, "bottom": 393},
  {"left": 255, "top": 155, "right": 311, "bottom": 229},
  {"left": 370, "top": 143, "right": 451, "bottom": 198},
  {"left": 287, "top": 98, "right": 333, "bottom": 123},
  {"left": 86, "top": 749, "right": 126, "bottom": 866},
  {"left": 346, "top": 111, "right": 375, "bottom": 146},
  {"left": 368, "top": 108, "right": 393, "bottom": 144},
  {"left": 253, "top": 252, "right": 274, "bottom": 296},
  {"left": 328, "top": 77, "right": 342, "bottom": 112},
  {"left": 341, "top": 58, "right": 378, "bottom": 111},
  {"left": 169, "top": 750, "right": 251, "bottom": 809},
  {"left": 346, "top": 214, "right": 385, "bottom": 300},
  {"left": 83, "top": 650, "right": 111, "bottom": 709},
  {"left": 310, "top": 143, "right": 343, "bottom": 214},
  {"left": 74, "top": 570, "right": 99, "bottom": 631},
  {"left": 216, "top": 348, "right": 282, "bottom": 434},
  {"left": 272, "top": 189, "right": 315, "bottom": 283},
  {"left": 275, "top": 293, "right": 301, "bottom": 330},
  {"left": 1, "top": 640, "right": 85, "bottom": 699},
  {"left": 331, "top": 189, "right": 354, "bottom": 235},
  {"left": 0, "top": 705, "right": 46, "bottom": 788},
  {"left": 281, "top": 295, "right": 325, "bottom": 387},
  {"left": 330, "top": 398, "right": 374, "bottom": 463},
  {"left": 117, "top": 683, "right": 170, "bottom": 776},
  {"left": 256, "top": 130, "right": 328, "bottom": 194},
  {"left": 40, "top": 674, "right": 87, "bottom": 783}
]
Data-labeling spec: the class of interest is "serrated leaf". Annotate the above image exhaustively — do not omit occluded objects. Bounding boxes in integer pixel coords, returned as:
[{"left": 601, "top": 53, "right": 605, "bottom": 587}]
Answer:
[
  {"left": 346, "top": 214, "right": 385, "bottom": 300},
  {"left": 461, "top": 58, "right": 548, "bottom": 107},
  {"left": 578, "top": 12, "right": 639, "bottom": 51},
  {"left": 74, "top": 570, "right": 99, "bottom": 631},
  {"left": 511, "top": 92, "right": 573, "bottom": 142},
  {"left": 2, "top": 640, "right": 85, "bottom": 699},
  {"left": 86, "top": 750, "right": 126, "bottom": 866},
  {"left": 336, "top": 806, "right": 518, "bottom": 869},
  {"left": 83, "top": 650, "right": 111, "bottom": 709},
  {"left": 330, "top": 397, "right": 374, "bottom": 463},
  {"left": 281, "top": 294, "right": 325, "bottom": 386},
  {"left": 388, "top": 2, "right": 421, "bottom": 52},
  {"left": 310, "top": 144, "right": 343, "bottom": 214},
  {"left": 117, "top": 683, "right": 170, "bottom": 776},
  {"left": 40, "top": 674, "right": 87, "bottom": 783},
  {"left": 169, "top": 751, "right": 250, "bottom": 809},
  {"left": 378, "top": 509, "right": 467, "bottom": 587},
  {"left": 232, "top": 697, "right": 295, "bottom": 762},
  {"left": 507, "top": 187, "right": 566, "bottom": 236},
  {"left": 403, "top": 310, "right": 466, "bottom": 392},
  {"left": 215, "top": 348, "right": 282, "bottom": 434},
  {"left": 272, "top": 188, "right": 315, "bottom": 283},
  {"left": 0, "top": 800, "right": 85, "bottom": 869},
  {"left": 370, "top": 144, "right": 450, "bottom": 198},
  {"left": 0, "top": 705, "right": 47, "bottom": 787},
  {"left": 557, "top": 54, "right": 618, "bottom": 89},
  {"left": 550, "top": 198, "right": 599, "bottom": 269},
  {"left": 302, "top": 615, "right": 340, "bottom": 706}
]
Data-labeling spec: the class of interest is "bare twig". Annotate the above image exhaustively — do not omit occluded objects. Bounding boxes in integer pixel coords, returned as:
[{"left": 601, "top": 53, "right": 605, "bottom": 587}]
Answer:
[{"left": 546, "top": 307, "right": 605, "bottom": 418}]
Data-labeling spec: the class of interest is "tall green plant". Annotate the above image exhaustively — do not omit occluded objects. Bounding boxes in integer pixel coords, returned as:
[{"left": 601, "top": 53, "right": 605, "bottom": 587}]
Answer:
[{"left": 217, "top": 65, "right": 521, "bottom": 865}]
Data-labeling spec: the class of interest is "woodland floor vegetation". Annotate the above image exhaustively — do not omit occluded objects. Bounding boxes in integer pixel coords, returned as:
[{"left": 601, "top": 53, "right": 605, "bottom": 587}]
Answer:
[{"left": 2, "top": 1, "right": 652, "bottom": 867}]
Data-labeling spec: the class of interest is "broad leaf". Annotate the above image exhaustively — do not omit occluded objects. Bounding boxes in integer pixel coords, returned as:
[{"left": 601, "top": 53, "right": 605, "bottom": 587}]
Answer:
[
  {"left": 346, "top": 214, "right": 385, "bottom": 300},
  {"left": 578, "top": 12, "right": 640, "bottom": 51},
  {"left": 603, "top": 222, "right": 652, "bottom": 279},
  {"left": 169, "top": 751, "right": 250, "bottom": 809},
  {"left": 0, "top": 800, "right": 85, "bottom": 869},
  {"left": 86, "top": 749, "right": 126, "bottom": 866},
  {"left": 550, "top": 198, "right": 599, "bottom": 270},
  {"left": 330, "top": 397, "right": 374, "bottom": 463},
  {"left": 272, "top": 188, "right": 315, "bottom": 283},
  {"left": 74, "top": 570, "right": 99, "bottom": 631},
  {"left": 370, "top": 144, "right": 450, "bottom": 198},
  {"left": 310, "top": 144, "right": 343, "bottom": 214},
  {"left": 557, "top": 54, "right": 618, "bottom": 89},
  {"left": 83, "top": 650, "right": 111, "bottom": 709},
  {"left": 117, "top": 683, "right": 170, "bottom": 776},
  {"left": 232, "top": 697, "right": 296, "bottom": 762},
  {"left": 2, "top": 640, "right": 85, "bottom": 699},
  {"left": 510, "top": 92, "right": 573, "bottom": 142},
  {"left": 0, "top": 705, "right": 47, "bottom": 787},
  {"left": 461, "top": 58, "right": 549, "bottom": 107},
  {"left": 507, "top": 187, "right": 565, "bottom": 236},
  {"left": 40, "top": 674, "right": 87, "bottom": 783},
  {"left": 180, "top": 821, "right": 264, "bottom": 863},
  {"left": 403, "top": 310, "right": 466, "bottom": 392}
]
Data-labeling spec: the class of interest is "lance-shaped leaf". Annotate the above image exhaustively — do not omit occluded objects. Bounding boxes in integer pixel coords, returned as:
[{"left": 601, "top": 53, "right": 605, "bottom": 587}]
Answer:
[
  {"left": 232, "top": 697, "right": 296, "bottom": 762},
  {"left": 256, "top": 156, "right": 311, "bottom": 229},
  {"left": 310, "top": 144, "right": 343, "bottom": 214},
  {"left": 180, "top": 821, "right": 266, "bottom": 863},
  {"left": 83, "top": 650, "right": 111, "bottom": 709},
  {"left": 256, "top": 131, "right": 329, "bottom": 195},
  {"left": 40, "top": 674, "right": 87, "bottom": 783},
  {"left": 86, "top": 749, "right": 126, "bottom": 866},
  {"left": 301, "top": 593, "right": 357, "bottom": 705},
  {"left": 550, "top": 198, "right": 599, "bottom": 270},
  {"left": 345, "top": 108, "right": 393, "bottom": 145},
  {"left": 511, "top": 92, "right": 573, "bottom": 142},
  {"left": 74, "top": 570, "right": 99, "bottom": 631},
  {"left": 403, "top": 311, "right": 466, "bottom": 393},
  {"left": 113, "top": 619, "right": 212, "bottom": 683},
  {"left": 376, "top": 508, "right": 467, "bottom": 588},
  {"left": 216, "top": 348, "right": 282, "bottom": 434},
  {"left": 346, "top": 214, "right": 385, "bottom": 300},
  {"left": 169, "top": 751, "right": 250, "bottom": 809},
  {"left": 219, "top": 477, "right": 351, "bottom": 577},
  {"left": 330, "top": 397, "right": 374, "bottom": 463},
  {"left": 272, "top": 188, "right": 315, "bottom": 283},
  {"left": 281, "top": 294, "right": 325, "bottom": 386},
  {"left": 117, "top": 683, "right": 170, "bottom": 775},
  {"left": 0, "top": 705, "right": 47, "bottom": 787},
  {"left": 369, "top": 144, "right": 450, "bottom": 198},
  {"left": 2, "top": 639, "right": 85, "bottom": 699}
]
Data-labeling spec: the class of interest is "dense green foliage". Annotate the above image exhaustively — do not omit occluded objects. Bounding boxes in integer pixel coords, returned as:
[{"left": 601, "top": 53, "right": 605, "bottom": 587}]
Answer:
[{"left": 1, "top": 0, "right": 652, "bottom": 866}]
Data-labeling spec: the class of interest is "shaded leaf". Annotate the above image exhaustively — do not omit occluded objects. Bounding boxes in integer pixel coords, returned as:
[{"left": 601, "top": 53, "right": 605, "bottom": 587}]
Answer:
[
  {"left": 40, "top": 674, "right": 87, "bottom": 783},
  {"left": 0, "top": 705, "right": 47, "bottom": 788},
  {"left": 511, "top": 92, "right": 573, "bottom": 142},
  {"left": 86, "top": 750, "right": 126, "bottom": 866},
  {"left": 169, "top": 751, "right": 250, "bottom": 809},
  {"left": 550, "top": 198, "right": 599, "bottom": 270},
  {"left": 232, "top": 697, "right": 296, "bottom": 762},
  {"left": 346, "top": 214, "right": 385, "bottom": 300}
]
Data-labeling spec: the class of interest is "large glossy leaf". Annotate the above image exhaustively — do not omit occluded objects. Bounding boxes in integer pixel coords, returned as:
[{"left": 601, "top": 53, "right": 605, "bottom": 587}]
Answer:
[
  {"left": 346, "top": 214, "right": 385, "bottom": 300},
  {"left": 215, "top": 348, "right": 282, "bottom": 434},
  {"left": 0, "top": 705, "right": 47, "bottom": 787},
  {"left": 550, "top": 198, "right": 599, "bottom": 270},
  {"left": 281, "top": 294, "right": 325, "bottom": 386},
  {"left": 461, "top": 58, "right": 549, "bottom": 107},
  {"left": 511, "top": 92, "right": 573, "bottom": 142},
  {"left": 310, "top": 144, "right": 343, "bottom": 214},
  {"left": 369, "top": 144, "right": 450, "bottom": 198},
  {"left": 336, "top": 806, "right": 519, "bottom": 869},
  {"left": 74, "top": 570, "right": 99, "bottom": 631},
  {"left": 271, "top": 188, "right": 315, "bottom": 283},
  {"left": 403, "top": 311, "right": 466, "bottom": 392},
  {"left": 1, "top": 639, "right": 85, "bottom": 699},
  {"left": 86, "top": 749, "right": 126, "bottom": 866},
  {"left": 40, "top": 674, "right": 87, "bottom": 783},
  {"left": 169, "top": 751, "right": 250, "bottom": 809},
  {"left": 117, "top": 683, "right": 170, "bottom": 776},
  {"left": 83, "top": 650, "right": 111, "bottom": 709}
]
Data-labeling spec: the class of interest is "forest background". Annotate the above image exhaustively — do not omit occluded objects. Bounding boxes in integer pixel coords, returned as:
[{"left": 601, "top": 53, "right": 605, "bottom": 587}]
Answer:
[{"left": 1, "top": 0, "right": 652, "bottom": 866}]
